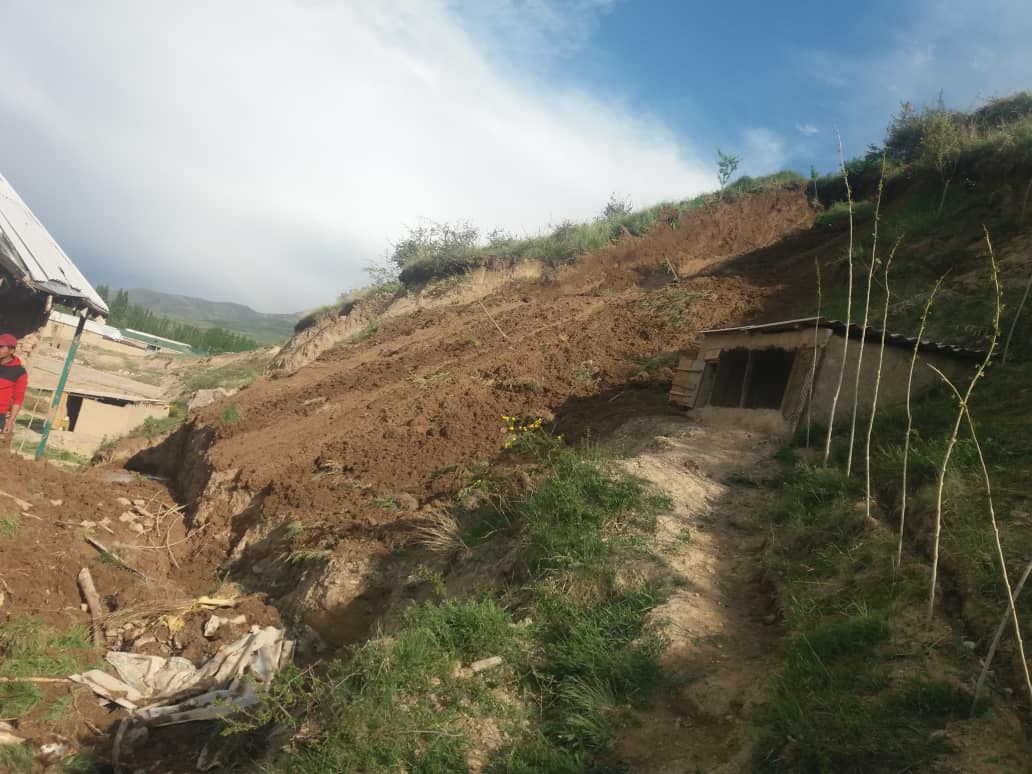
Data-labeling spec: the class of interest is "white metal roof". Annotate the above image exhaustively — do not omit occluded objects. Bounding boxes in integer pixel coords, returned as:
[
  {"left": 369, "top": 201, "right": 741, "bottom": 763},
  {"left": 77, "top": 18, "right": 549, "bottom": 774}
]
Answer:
[{"left": 0, "top": 173, "right": 109, "bottom": 316}]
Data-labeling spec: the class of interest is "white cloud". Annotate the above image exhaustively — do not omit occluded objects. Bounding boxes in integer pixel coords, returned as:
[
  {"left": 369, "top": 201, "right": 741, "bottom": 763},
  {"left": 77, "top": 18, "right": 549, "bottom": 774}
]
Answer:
[
  {"left": 0, "top": 0, "right": 708, "bottom": 311},
  {"left": 800, "top": 0, "right": 1032, "bottom": 157},
  {"left": 796, "top": 123, "right": 819, "bottom": 136},
  {"left": 740, "top": 128, "right": 787, "bottom": 175}
]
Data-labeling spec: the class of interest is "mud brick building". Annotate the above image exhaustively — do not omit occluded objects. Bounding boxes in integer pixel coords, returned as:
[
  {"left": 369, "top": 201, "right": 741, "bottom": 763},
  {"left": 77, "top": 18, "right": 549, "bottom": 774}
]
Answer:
[{"left": 671, "top": 318, "right": 982, "bottom": 435}]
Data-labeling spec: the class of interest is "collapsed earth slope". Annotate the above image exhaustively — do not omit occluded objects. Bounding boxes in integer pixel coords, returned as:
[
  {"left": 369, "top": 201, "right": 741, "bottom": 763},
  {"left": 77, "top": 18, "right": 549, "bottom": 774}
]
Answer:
[{"left": 128, "top": 187, "right": 814, "bottom": 643}]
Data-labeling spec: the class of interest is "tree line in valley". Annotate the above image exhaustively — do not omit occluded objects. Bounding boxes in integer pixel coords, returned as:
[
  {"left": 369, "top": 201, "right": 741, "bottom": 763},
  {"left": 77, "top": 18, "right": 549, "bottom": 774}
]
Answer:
[{"left": 96, "top": 286, "right": 260, "bottom": 354}]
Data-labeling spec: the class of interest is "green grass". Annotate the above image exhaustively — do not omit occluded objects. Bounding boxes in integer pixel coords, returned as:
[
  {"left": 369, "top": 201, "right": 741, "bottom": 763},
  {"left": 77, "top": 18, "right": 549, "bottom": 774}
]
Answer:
[
  {"left": 262, "top": 441, "right": 672, "bottom": 772},
  {"left": 639, "top": 352, "right": 678, "bottom": 373},
  {"left": 185, "top": 351, "right": 271, "bottom": 393},
  {"left": 752, "top": 457, "right": 982, "bottom": 772},
  {"left": 0, "top": 512, "right": 18, "bottom": 537},
  {"left": 0, "top": 619, "right": 94, "bottom": 720},
  {"left": 36, "top": 445, "right": 90, "bottom": 470},
  {"left": 221, "top": 402, "right": 241, "bottom": 424}
]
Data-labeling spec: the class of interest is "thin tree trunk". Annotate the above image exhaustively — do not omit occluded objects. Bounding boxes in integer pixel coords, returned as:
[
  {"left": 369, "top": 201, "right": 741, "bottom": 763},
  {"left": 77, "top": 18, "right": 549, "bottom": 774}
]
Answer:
[
  {"left": 929, "top": 364, "right": 1032, "bottom": 706},
  {"left": 898, "top": 274, "right": 947, "bottom": 569},
  {"left": 928, "top": 228, "right": 1001, "bottom": 622},
  {"left": 807, "top": 258, "right": 822, "bottom": 448},
  {"left": 847, "top": 153, "right": 887, "bottom": 477},
  {"left": 937, "top": 177, "right": 952, "bottom": 217},
  {"left": 971, "top": 557, "right": 1032, "bottom": 712},
  {"left": 1020, "top": 177, "right": 1032, "bottom": 222},
  {"left": 865, "top": 240, "right": 899, "bottom": 519},
  {"left": 1002, "top": 268, "right": 1032, "bottom": 366},
  {"left": 823, "top": 130, "right": 855, "bottom": 466}
]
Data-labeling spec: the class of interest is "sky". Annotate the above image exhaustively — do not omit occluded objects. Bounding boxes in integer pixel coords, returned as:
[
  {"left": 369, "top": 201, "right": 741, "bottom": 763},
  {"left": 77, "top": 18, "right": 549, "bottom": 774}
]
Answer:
[{"left": 0, "top": 0, "right": 1029, "bottom": 313}]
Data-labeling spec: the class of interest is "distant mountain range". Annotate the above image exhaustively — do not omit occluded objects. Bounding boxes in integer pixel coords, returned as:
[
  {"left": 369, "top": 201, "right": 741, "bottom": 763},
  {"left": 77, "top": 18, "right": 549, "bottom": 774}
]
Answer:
[{"left": 126, "top": 288, "right": 302, "bottom": 343}]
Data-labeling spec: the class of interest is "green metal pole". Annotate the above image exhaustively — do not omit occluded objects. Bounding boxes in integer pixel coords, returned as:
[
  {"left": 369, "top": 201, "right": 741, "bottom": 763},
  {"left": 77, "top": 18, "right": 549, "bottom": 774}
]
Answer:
[{"left": 35, "top": 312, "right": 86, "bottom": 460}]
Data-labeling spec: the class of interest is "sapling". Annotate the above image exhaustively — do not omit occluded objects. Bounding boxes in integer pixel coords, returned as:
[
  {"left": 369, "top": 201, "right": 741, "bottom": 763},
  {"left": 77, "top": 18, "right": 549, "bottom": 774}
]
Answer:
[
  {"left": 864, "top": 238, "right": 899, "bottom": 519},
  {"left": 927, "top": 228, "right": 1000, "bottom": 622},
  {"left": 716, "top": 149, "right": 740, "bottom": 201},
  {"left": 972, "top": 557, "right": 1032, "bottom": 712},
  {"left": 806, "top": 258, "right": 822, "bottom": 448},
  {"left": 897, "top": 273, "right": 947, "bottom": 568},
  {"left": 1002, "top": 266, "right": 1032, "bottom": 366},
  {"left": 928, "top": 364, "right": 1032, "bottom": 706},
  {"left": 823, "top": 130, "right": 855, "bottom": 466},
  {"left": 846, "top": 151, "right": 888, "bottom": 478}
]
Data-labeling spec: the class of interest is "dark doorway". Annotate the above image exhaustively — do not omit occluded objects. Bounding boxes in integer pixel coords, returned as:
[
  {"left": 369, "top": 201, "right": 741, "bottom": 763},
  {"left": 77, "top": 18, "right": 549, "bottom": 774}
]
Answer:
[
  {"left": 66, "top": 395, "right": 83, "bottom": 431},
  {"left": 709, "top": 349, "right": 749, "bottom": 407},
  {"left": 744, "top": 349, "right": 796, "bottom": 409}
]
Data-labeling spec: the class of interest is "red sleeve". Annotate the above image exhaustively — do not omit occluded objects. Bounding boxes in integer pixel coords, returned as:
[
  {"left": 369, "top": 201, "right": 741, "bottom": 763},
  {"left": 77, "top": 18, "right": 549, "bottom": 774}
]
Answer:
[{"left": 12, "top": 373, "right": 26, "bottom": 405}]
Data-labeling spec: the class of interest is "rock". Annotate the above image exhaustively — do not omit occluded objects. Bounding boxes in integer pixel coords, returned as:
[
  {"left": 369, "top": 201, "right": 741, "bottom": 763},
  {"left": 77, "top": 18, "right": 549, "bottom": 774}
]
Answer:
[
  {"left": 962, "top": 640, "right": 976, "bottom": 650},
  {"left": 118, "top": 512, "right": 136, "bottom": 523},
  {"left": 470, "top": 656, "right": 503, "bottom": 674},
  {"left": 0, "top": 725, "right": 23, "bottom": 745},
  {"left": 116, "top": 497, "right": 132, "bottom": 507},
  {"left": 80, "top": 520, "right": 97, "bottom": 528},
  {"left": 189, "top": 388, "right": 236, "bottom": 411},
  {"left": 396, "top": 493, "right": 419, "bottom": 511},
  {"left": 49, "top": 499, "right": 63, "bottom": 506},
  {"left": 38, "top": 741, "right": 67, "bottom": 763},
  {"left": 130, "top": 523, "right": 146, "bottom": 534},
  {"left": 132, "top": 499, "right": 146, "bottom": 507},
  {"left": 134, "top": 635, "right": 157, "bottom": 648},
  {"left": 204, "top": 615, "right": 225, "bottom": 638},
  {"left": 228, "top": 615, "right": 247, "bottom": 626}
]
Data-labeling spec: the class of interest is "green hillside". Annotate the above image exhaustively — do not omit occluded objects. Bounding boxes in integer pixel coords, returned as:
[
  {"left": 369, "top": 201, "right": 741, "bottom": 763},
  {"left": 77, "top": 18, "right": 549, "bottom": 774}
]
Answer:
[{"left": 126, "top": 288, "right": 301, "bottom": 343}]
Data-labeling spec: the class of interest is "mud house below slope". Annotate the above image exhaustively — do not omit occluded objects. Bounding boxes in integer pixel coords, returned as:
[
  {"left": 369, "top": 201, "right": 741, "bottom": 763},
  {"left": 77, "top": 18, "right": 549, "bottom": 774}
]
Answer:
[{"left": 670, "top": 318, "right": 983, "bottom": 435}]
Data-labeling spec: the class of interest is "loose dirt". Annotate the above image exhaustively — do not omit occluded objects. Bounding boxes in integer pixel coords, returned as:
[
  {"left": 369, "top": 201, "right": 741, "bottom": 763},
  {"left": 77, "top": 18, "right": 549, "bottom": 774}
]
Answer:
[{"left": 122, "top": 188, "right": 814, "bottom": 649}]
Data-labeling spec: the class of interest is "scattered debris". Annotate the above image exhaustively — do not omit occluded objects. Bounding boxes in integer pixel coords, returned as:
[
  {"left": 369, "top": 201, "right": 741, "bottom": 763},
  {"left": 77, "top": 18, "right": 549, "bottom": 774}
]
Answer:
[
  {"left": 71, "top": 626, "right": 294, "bottom": 763},
  {"left": 76, "top": 567, "right": 105, "bottom": 648}
]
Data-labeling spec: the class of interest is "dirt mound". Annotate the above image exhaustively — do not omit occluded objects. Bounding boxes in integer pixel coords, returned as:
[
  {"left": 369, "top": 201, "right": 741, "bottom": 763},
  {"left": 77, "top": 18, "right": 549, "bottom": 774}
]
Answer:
[{"left": 123, "top": 187, "right": 814, "bottom": 645}]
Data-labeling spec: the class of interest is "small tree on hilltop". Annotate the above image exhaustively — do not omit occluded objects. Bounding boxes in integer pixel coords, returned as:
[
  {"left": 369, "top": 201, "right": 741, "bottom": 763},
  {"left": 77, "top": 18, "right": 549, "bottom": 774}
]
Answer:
[
  {"left": 921, "top": 96, "right": 961, "bottom": 217},
  {"left": 717, "top": 148, "right": 740, "bottom": 200},
  {"left": 597, "top": 193, "right": 633, "bottom": 221}
]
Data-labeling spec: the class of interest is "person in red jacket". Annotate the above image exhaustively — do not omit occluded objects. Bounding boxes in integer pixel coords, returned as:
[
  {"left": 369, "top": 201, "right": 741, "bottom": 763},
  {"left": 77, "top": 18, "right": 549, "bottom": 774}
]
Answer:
[{"left": 0, "top": 334, "right": 27, "bottom": 444}]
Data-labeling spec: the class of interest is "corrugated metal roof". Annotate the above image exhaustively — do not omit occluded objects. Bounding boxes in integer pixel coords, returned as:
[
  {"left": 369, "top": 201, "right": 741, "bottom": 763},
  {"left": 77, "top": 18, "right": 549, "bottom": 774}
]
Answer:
[
  {"left": 0, "top": 173, "right": 108, "bottom": 316},
  {"left": 700, "top": 317, "right": 987, "bottom": 360}
]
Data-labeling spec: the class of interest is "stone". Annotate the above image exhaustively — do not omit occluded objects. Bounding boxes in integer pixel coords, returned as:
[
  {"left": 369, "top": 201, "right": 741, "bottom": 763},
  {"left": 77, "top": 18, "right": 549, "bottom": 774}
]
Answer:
[
  {"left": 189, "top": 388, "right": 236, "bottom": 411},
  {"left": 116, "top": 497, "right": 132, "bottom": 507},
  {"left": 130, "top": 523, "right": 146, "bottom": 534},
  {"left": 469, "top": 656, "right": 503, "bottom": 674},
  {"left": 118, "top": 512, "right": 136, "bottom": 523},
  {"left": 203, "top": 615, "right": 224, "bottom": 638},
  {"left": 962, "top": 640, "right": 976, "bottom": 650}
]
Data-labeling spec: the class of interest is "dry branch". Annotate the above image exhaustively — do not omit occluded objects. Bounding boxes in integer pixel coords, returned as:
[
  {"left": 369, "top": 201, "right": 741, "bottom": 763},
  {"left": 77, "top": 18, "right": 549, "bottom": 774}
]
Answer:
[
  {"left": 928, "top": 228, "right": 1001, "bottom": 622},
  {"left": 0, "top": 676, "right": 72, "bottom": 684},
  {"left": 898, "top": 273, "right": 947, "bottom": 568},
  {"left": 972, "top": 557, "right": 1032, "bottom": 712},
  {"left": 823, "top": 130, "right": 856, "bottom": 466},
  {"left": 806, "top": 258, "right": 822, "bottom": 448},
  {"left": 847, "top": 152, "right": 888, "bottom": 477},
  {"left": 1002, "top": 267, "right": 1032, "bottom": 366},
  {"left": 85, "top": 536, "right": 148, "bottom": 579},
  {"left": 928, "top": 364, "right": 1032, "bottom": 706},
  {"left": 77, "top": 567, "right": 105, "bottom": 648},
  {"left": 864, "top": 239, "right": 899, "bottom": 519},
  {"left": 477, "top": 301, "right": 510, "bottom": 342}
]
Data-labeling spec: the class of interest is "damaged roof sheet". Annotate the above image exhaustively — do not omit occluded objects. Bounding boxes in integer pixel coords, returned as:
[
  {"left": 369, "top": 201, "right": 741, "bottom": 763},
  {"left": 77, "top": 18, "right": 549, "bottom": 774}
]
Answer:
[
  {"left": 701, "top": 317, "right": 986, "bottom": 360},
  {"left": 0, "top": 173, "right": 108, "bottom": 316}
]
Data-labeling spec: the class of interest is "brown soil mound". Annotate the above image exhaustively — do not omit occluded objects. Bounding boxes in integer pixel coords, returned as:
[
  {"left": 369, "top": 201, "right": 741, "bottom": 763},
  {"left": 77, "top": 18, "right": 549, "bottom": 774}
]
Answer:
[{"left": 124, "top": 187, "right": 815, "bottom": 645}]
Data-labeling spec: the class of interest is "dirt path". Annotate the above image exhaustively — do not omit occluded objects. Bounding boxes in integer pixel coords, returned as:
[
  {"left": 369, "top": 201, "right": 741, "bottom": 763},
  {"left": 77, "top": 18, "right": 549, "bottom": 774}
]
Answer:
[{"left": 607, "top": 415, "right": 782, "bottom": 773}]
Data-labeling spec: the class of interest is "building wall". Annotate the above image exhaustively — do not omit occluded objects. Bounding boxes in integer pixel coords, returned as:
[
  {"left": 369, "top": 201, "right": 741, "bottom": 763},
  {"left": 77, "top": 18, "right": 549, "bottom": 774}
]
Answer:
[
  {"left": 45, "top": 322, "right": 151, "bottom": 357},
  {"left": 72, "top": 399, "right": 169, "bottom": 437},
  {"left": 810, "top": 336, "right": 974, "bottom": 421}
]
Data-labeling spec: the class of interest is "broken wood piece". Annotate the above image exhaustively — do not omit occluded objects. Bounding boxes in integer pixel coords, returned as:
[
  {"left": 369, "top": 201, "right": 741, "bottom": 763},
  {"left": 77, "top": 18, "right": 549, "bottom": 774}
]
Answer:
[
  {"left": 0, "top": 488, "right": 32, "bottom": 511},
  {"left": 77, "top": 568, "right": 106, "bottom": 648},
  {"left": 0, "top": 676, "right": 72, "bottom": 684},
  {"left": 84, "top": 536, "right": 148, "bottom": 578},
  {"left": 477, "top": 300, "right": 510, "bottom": 341}
]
